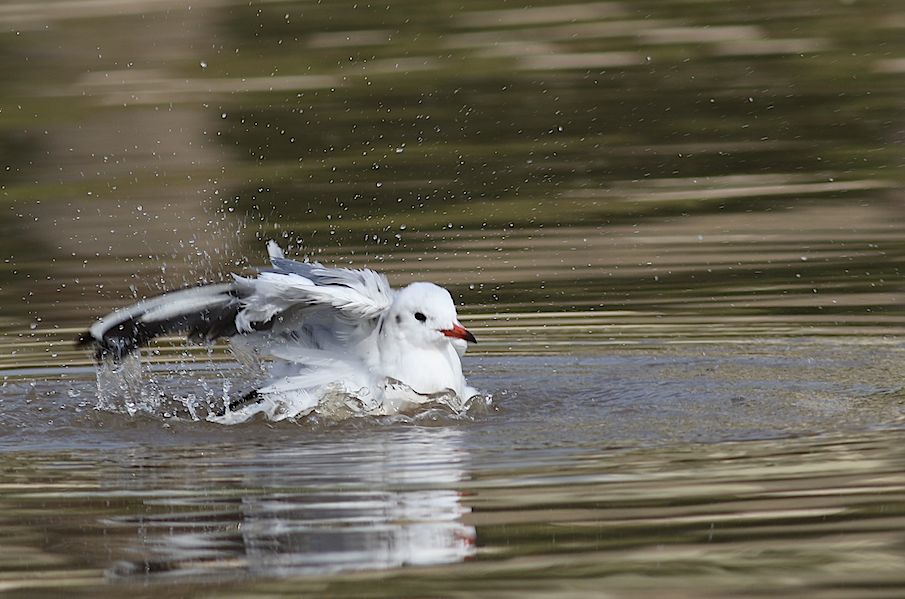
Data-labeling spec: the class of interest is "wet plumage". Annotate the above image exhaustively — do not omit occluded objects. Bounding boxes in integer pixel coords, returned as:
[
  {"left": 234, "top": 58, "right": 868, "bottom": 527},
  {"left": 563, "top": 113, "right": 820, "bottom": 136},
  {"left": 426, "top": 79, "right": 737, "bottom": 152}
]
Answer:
[{"left": 79, "top": 241, "right": 478, "bottom": 418}]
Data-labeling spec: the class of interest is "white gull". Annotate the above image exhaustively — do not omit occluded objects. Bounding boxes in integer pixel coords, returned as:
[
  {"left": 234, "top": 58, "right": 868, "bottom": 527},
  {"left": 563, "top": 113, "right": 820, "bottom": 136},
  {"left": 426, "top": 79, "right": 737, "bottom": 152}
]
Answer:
[{"left": 79, "top": 241, "right": 479, "bottom": 419}]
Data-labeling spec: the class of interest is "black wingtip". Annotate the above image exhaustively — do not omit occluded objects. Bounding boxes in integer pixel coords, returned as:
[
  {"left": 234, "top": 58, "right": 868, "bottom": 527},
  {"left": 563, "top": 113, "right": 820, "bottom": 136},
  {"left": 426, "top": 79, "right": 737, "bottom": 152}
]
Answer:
[
  {"left": 75, "top": 331, "right": 94, "bottom": 348},
  {"left": 75, "top": 331, "right": 112, "bottom": 360},
  {"left": 75, "top": 330, "right": 135, "bottom": 361}
]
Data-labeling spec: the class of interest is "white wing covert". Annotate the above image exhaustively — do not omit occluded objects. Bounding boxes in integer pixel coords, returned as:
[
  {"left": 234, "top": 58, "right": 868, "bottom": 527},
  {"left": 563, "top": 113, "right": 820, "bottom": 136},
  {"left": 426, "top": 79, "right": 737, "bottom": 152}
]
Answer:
[{"left": 232, "top": 245, "right": 394, "bottom": 334}]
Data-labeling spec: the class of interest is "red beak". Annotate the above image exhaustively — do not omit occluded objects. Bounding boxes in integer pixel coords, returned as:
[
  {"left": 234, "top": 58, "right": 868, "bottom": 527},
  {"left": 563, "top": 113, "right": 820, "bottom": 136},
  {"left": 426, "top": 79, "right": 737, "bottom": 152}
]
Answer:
[{"left": 441, "top": 323, "right": 477, "bottom": 344}]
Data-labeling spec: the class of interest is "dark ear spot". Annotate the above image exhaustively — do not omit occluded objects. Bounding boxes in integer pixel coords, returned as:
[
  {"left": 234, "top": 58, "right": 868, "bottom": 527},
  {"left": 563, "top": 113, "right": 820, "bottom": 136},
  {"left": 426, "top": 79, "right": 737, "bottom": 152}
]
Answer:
[{"left": 414, "top": 312, "right": 427, "bottom": 322}]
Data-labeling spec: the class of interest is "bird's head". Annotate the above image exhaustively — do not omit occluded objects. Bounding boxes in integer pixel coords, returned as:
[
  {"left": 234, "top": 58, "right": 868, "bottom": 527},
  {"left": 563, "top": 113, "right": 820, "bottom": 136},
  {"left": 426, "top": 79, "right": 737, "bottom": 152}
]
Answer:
[{"left": 385, "top": 282, "right": 477, "bottom": 349}]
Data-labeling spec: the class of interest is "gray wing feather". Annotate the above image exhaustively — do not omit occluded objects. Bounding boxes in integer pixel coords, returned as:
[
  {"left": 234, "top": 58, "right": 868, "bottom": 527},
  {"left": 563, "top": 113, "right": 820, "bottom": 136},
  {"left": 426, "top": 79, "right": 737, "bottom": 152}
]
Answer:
[
  {"left": 233, "top": 267, "right": 393, "bottom": 333},
  {"left": 78, "top": 241, "right": 394, "bottom": 360}
]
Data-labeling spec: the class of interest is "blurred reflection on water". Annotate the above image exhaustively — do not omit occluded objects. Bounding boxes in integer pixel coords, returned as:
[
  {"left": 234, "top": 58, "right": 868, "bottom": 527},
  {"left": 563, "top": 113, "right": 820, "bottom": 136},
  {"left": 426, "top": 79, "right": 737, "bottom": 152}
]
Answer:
[
  {"left": 101, "top": 428, "right": 475, "bottom": 579},
  {"left": 1, "top": 0, "right": 905, "bottom": 596},
  {"left": 3, "top": 421, "right": 905, "bottom": 597}
]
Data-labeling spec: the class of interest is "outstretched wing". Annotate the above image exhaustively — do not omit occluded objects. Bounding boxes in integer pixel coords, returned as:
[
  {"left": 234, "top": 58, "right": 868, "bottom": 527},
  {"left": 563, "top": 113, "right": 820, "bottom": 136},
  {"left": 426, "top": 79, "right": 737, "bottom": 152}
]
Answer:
[
  {"left": 78, "top": 241, "right": 395, "bottom": 360},
  {"left": 233, "top": 242, "right": 394, "bottom": 333}
]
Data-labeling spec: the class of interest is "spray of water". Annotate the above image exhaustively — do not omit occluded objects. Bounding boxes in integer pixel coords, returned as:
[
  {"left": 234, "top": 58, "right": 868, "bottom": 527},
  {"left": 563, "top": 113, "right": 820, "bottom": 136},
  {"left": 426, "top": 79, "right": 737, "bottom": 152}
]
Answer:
[{"left": 93, "top": 348, "right": 492, "bottom": 425}]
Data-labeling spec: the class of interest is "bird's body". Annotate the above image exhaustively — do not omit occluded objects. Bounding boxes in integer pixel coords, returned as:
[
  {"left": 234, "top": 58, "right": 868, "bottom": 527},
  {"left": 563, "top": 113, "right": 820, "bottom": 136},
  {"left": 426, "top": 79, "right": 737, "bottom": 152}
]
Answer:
[{"left": 80, "top": 241, "right": 477, "bottom": 419}]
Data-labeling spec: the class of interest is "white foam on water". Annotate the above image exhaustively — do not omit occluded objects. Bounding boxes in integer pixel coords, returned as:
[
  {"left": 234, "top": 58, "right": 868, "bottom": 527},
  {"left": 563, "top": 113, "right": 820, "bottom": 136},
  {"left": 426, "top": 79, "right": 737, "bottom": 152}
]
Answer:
[{"left": 92, "top": 353, "right": 492, "bottom": 425}]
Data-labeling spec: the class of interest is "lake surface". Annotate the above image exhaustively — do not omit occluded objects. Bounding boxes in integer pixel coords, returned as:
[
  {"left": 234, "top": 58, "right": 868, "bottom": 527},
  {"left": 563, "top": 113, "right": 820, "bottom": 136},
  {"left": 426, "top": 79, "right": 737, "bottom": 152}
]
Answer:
[{"left": 2, "top": 0, "right": 905, "bottom": 596}]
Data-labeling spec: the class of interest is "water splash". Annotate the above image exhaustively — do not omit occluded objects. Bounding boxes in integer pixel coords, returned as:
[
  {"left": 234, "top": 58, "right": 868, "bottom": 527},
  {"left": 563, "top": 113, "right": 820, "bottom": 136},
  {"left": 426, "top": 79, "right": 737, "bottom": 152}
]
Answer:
[
  {"left": 92, "top": 354, "right": 491, "bottom": 425},
  {"left": 211, "top": 378, "right": 493, "bottom": 425},
  {"left": 94, "top": 353, "right": 161, "bottom": 416}
]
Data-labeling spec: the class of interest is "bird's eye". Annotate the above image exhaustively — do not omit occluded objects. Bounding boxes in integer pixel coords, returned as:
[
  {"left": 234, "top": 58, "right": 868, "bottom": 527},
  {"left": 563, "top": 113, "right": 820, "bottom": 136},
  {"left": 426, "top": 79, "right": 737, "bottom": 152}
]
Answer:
[{"left": 414, "top": 312, "right": 427, "bottom": 322}]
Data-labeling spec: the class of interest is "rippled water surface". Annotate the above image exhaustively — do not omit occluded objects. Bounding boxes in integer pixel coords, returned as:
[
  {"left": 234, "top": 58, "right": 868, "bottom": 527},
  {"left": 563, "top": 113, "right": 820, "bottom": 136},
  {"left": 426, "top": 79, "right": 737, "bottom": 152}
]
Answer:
[{"left": 2, "top": 0, "right": 905, "bottom": 596}]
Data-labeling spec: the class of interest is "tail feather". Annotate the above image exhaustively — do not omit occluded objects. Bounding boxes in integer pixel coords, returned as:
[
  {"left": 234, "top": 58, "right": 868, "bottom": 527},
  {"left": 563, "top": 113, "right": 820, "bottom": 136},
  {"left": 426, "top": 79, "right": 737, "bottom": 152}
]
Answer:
[{"left": 77, "top": 283, "right": 248, "bottom": 360}]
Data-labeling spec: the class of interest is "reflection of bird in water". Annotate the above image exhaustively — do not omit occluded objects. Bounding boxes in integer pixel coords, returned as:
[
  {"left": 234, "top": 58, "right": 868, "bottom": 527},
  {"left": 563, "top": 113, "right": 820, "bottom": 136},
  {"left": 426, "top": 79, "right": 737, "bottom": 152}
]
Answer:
[
  {"left": 107, "top": 429, "right": 477, "bottom": 580},
  {"left": 234, "top": 487, "right": 476, "bottom": 577},
  {"left": 79, "top": 241, "right": 478, "bottom": 420},
  {"left": 237, "top": 431, "right": 478, "bottom": 575}
]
